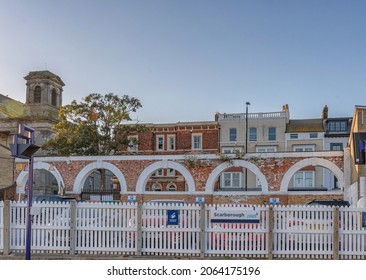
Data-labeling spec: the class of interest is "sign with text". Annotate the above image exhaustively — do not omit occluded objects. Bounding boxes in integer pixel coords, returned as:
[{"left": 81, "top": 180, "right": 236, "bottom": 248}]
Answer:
[
  {"left": 210, "top": 208, "right": 260, "bottom": 223},
  {"left": 167, "top": 210, "right": 179, "bottom": 225}
]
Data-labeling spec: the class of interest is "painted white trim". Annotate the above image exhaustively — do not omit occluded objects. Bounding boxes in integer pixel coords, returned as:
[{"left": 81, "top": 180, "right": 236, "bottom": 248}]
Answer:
[
  {"left": 73, "top": 161, "right": 127, "bottom": 194},
  {"left": 135, "top": 160, "right": 195, "bottom": 193},
  {"left": 205, "top": 160, "right": 269, "bottom": 194}
]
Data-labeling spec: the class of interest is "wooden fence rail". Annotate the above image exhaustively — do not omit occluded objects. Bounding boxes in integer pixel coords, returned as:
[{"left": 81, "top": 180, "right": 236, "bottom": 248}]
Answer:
[{"left": 1, "top": 201, "right": 365, "bottom": 259}]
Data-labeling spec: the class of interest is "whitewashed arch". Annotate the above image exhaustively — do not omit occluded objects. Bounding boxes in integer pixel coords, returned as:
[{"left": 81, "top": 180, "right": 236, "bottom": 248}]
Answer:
[
  {"left": 16, "top": 161, "right": 65, "bottom": 194},
  {"left": 73, "top": 161, "right": 127, "bottom": 194},
  {"left": 135, "top": 160, "right": 195, "bottom": 193},
  {"left": 280, "top": 157, "right": 344, "bottom": 192},
  {"left": 205, "top": 160, "right": 269, "bottom": 193}
]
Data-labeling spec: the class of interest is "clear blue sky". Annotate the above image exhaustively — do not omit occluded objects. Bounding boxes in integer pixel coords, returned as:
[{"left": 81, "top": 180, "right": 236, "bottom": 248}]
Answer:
[{"left": 0, "top": 0, "right": 365, "bottom": 123}]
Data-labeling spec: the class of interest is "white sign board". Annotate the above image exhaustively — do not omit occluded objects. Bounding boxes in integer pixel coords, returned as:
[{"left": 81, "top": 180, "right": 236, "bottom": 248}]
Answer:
[{"left": 210, "top": 208, "right": 260, "bottom": 223}]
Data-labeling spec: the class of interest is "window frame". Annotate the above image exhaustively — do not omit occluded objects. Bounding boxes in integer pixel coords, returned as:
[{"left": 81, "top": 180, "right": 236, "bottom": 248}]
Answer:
[
  {"left": 229, "top": 128, "right": 237, "bottom": 142},
  {"left": 221, "top": 172, "right": 242, "bottom": 189},
  {"left": 192, "top": 133, "right": 202, "bottom": 150},
  {"left": 256, "top": 146, "right": 277, "bottom": 153},
  {"left": 293, "top": 171, "right": 315, "bottom": 188},
  {"left": 268, "top": 127, "right": 276, "bottom": 141},
  {"left": 127, "top": 136, "right": 138, "bottom": 152},
  {"left": 249, "top": 127, "right": 257, "bottom": 141},
  {"left": 156, "top": 135, "right": 164, "bottom": 151},
  {"left": 167, "top": 135, "right": 175, "bottom": 151}
]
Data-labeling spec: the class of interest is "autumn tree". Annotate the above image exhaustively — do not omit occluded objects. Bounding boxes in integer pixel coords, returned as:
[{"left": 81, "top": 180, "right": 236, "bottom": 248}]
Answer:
[{"left": 43, "top": 93, "right": 144, "bottom": 156}]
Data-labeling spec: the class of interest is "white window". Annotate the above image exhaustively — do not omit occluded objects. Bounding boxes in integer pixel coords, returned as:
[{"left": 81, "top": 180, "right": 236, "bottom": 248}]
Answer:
[
  {"left": 330, "top": 143, "right": 343, "bottom": 151},
  {"left": 256, "top": 146, "right": 277, "bottom": 152},
  {"left": 192, "top": 134, "right": 202, "bottom": 150},
  {"left": 222, "top": 147, "right": 243, "bottom": 154},
  {"left": 221, "top": 172, "right": 242, "bottom": 188},
  {"left": 294, "top": 171, "right": 314, "bottom": 188},
  {"left": 128, "top": 136, "right": 138, "bottom": 152},
  {"left": 167, "top": 135, "right": 175, "bottom": 151},
  {"left": 293, "top": 145, "right": 315, "bottom": 152},
  {"left": 156, "top": 135, "right": 164, "bottom": 151}
]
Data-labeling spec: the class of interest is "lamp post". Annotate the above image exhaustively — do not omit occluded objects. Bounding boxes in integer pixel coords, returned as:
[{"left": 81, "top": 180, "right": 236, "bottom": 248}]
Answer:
[
  {"left": 10, "top": 125, "right": 40, "bottom": 260},
  {"left": 245, "top": 102, "right": 250, "bottom": 191}
]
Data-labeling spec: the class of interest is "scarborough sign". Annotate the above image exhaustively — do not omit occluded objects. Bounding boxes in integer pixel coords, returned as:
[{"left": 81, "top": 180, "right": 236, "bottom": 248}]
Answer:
[{"left": 210, "top": 208, "right": 260, "bottom": 224}]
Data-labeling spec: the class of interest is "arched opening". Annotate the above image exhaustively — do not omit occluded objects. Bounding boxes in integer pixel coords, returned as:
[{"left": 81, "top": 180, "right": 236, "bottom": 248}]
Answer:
[
  {"left": 16, "top": 162, "right": 65, "bottom": 197},
  {"left": 136, "top": 161, "right": 195, "bottom": 193},
  {"left": 81, "top": 169, "right": 121, "bottom": 201},
  {"left": 145, "top": 168, "right": 186, "bottom": 192},
  {"left": 73, "top": 161, "right": 127, "bottom": 200},
  {"left": 280, "top": 158, "right": 344, "bottom": 192},
  {"left": 34, "top": 86, "right": 41, "bottom": 103},
  {"left": 51, "top": 88, "right": 57, "bottom": 106},
  {"left": 214, "top": 166, "right": 261, "bottom": 191},
  {"left": 205, "top": 160, "right": 268, "bottom": 194}
]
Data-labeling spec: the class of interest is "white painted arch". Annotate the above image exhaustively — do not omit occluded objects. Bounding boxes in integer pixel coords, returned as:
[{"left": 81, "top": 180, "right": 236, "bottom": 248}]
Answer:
[
  {"left": 205, "top": 160, "right": 269, "bottom": 193},
  {"left": 280, "top": 157, "right": 344, "bottom": 192},
  {"left": 16, "top": 161, "right": 65, "bottom": 194},
  {"left": 135, "top": 160, "right": 195, "bottom": 193},
  {"left": 73, "top": 161, "right": 127, "bottom": 194}
]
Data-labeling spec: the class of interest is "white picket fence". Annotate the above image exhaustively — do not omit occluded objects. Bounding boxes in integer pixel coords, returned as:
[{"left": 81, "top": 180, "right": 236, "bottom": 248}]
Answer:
[{"left": 0, "top": 201, "right": 365, "bottom": 259}]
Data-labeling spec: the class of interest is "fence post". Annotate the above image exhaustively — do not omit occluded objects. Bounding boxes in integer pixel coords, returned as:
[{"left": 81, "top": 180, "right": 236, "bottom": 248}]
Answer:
[
  {"left": 199, "top": 204, "right": 206, "bottom": 258},
  {"left": 69, "top": 201, "right": 77, "bottom": 255},
  {"left": 136, "top": 203, "right": 142, "bottom": 256},
  {"left": 333, "top": 207, "right": 339, "bottom": 260},
  {"left": 267, "top": 206, "right": 274, "bottom": 260},
  {"left": 3, "top": 200, "right": 10, "bottom": 255}
]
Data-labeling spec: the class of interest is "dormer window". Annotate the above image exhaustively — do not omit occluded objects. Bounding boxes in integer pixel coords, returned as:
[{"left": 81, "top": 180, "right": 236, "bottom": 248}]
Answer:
[{"left": 328, "top": 121, "right": 347, "bottom": 132}]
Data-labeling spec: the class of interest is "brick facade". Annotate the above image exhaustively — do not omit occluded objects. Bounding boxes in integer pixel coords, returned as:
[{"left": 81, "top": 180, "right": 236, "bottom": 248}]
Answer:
[{"left": 14, "top": 151, "right": 345, "bottom": 205}]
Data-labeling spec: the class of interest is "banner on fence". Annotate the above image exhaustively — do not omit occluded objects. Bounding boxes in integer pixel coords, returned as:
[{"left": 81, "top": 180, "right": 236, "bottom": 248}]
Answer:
[{"left": 210, "top": 208, "right": 260, "bottom": 223}]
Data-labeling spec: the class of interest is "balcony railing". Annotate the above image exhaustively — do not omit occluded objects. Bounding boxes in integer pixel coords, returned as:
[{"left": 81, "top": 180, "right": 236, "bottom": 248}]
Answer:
[{"left": 218, "top": 111, "right": 288, "bottom": 121}]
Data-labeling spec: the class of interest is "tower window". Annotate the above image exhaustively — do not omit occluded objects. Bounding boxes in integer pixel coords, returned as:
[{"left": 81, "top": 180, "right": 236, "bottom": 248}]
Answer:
[
  {"left": 34, "top": 86, "right": 41, "bottom": 103},
  {"left": 51, "top": 88, "right": 57, "bottom": 106}
]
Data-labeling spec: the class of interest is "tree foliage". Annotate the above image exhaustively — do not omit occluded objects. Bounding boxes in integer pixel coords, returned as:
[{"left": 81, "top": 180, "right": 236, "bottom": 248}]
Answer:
[{"left": 43, "top": 93, "right": 144, "bottom": 156}]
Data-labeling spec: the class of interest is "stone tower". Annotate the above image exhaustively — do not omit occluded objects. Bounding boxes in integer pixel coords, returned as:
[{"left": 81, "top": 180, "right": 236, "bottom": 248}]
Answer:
[{"left": 24, "top": 70, "right": 65, "bottom": 119}]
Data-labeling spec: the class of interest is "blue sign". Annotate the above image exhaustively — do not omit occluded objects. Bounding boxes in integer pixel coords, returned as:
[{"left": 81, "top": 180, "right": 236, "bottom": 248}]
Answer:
[
  {"left": 362, "top": 212, "right": 366, "bottom": 228},
  {"left": 196, "top": 197, "right": 205, "bottom": 205},
  {"left": 127, "top": 195, "right": 136, "bottom": 202},
  {"left": 167, "top": 210, "right": 179, "bottom": 225},
  {"left": 269, "top": 198, "right": 280, "bottom": 205}
]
